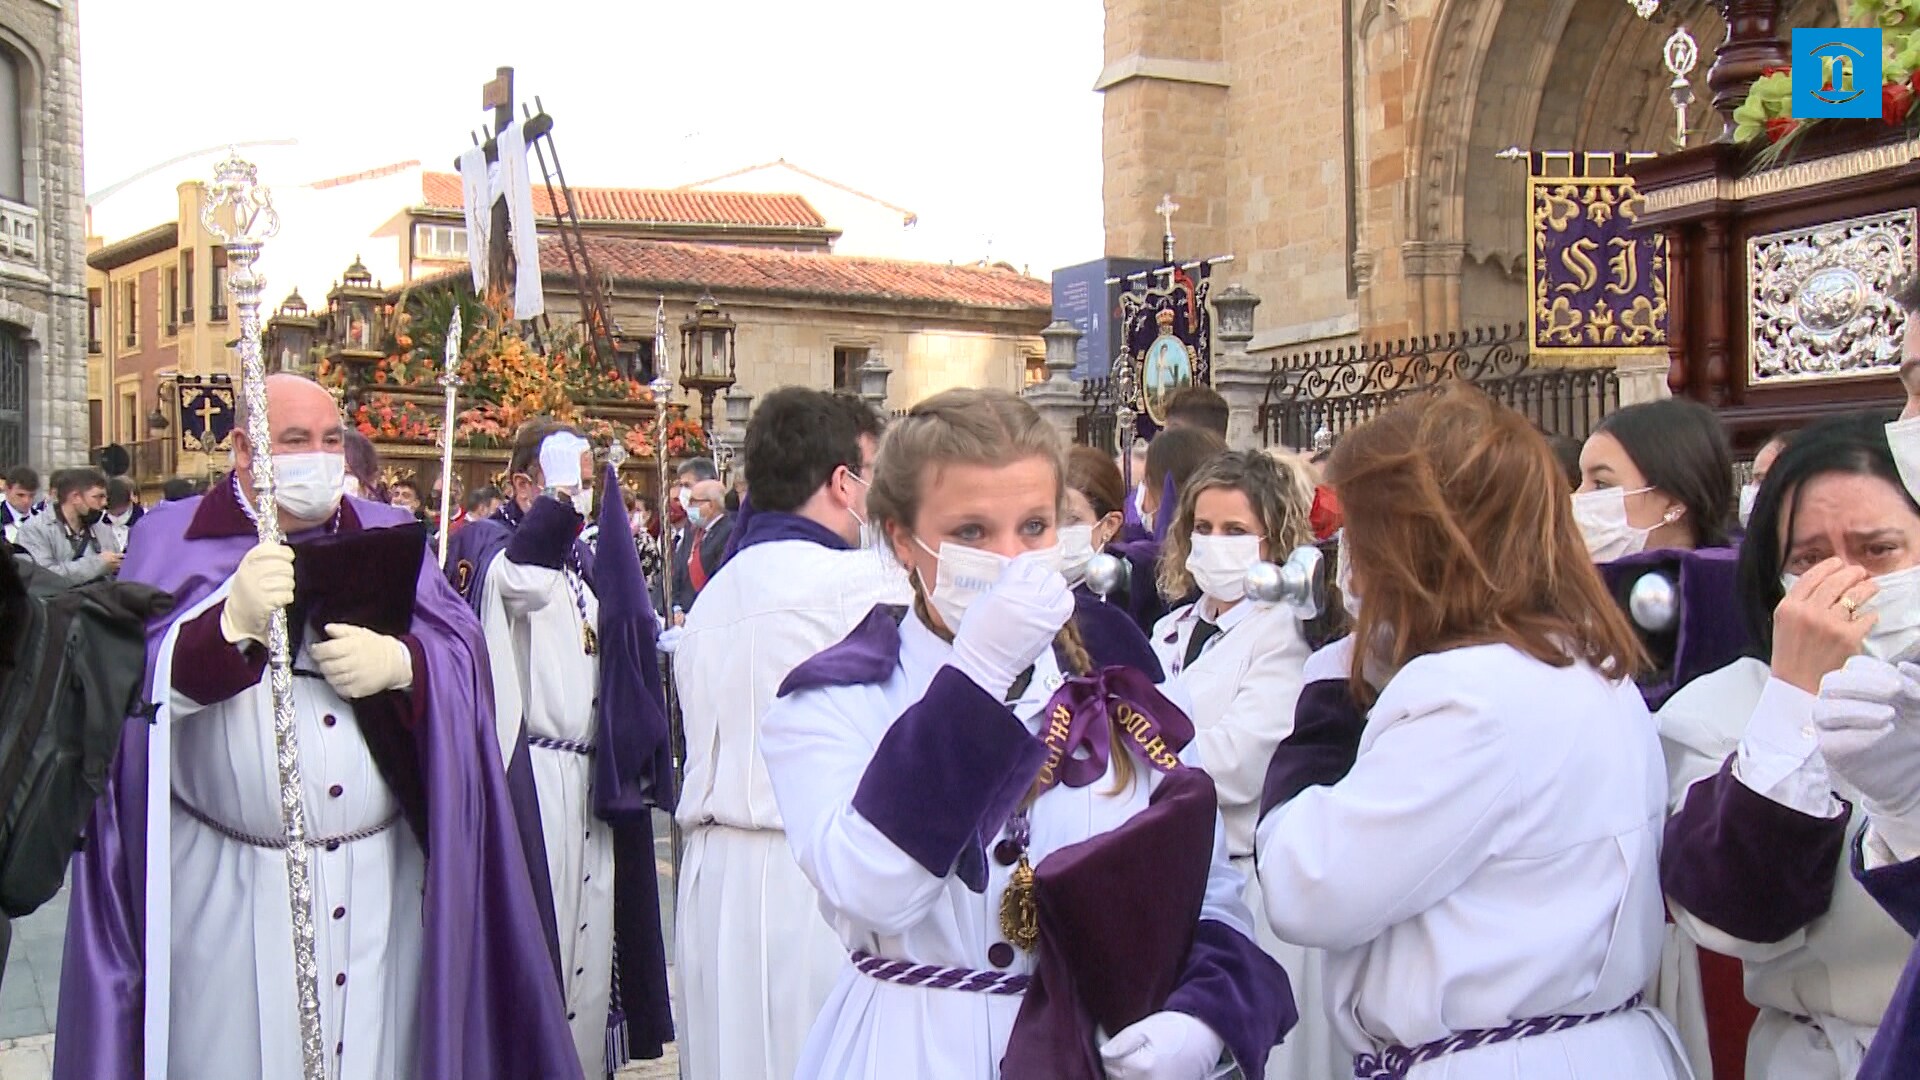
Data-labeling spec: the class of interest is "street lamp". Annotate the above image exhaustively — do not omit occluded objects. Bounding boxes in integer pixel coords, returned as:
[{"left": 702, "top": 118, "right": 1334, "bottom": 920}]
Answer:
[
  {"left": 264, "top": 289, "right": 320, "bottom": 375},
  {"left": 678, "top": 291, "right": 737, "bottom": 430}
]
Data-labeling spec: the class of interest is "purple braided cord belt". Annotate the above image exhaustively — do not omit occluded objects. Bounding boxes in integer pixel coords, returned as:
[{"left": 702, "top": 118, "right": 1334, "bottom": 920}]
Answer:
[
  {"left": 849, "top": 950, "right": 1030, "bottom": 996},
  {"left": 173, "top": 794, "right": 400, "bottom": 851},
  {"left": 1353, "top": 993, "right": 1645, "bottom": 1080},
  {"left": 529, "top": 734, "right": 596, "bottom": 756}
]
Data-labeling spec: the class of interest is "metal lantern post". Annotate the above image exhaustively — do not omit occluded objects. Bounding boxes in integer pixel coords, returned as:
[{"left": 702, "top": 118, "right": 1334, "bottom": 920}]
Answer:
[{"left": 201, "top": 152, "right": 327, "bottom": 1080}]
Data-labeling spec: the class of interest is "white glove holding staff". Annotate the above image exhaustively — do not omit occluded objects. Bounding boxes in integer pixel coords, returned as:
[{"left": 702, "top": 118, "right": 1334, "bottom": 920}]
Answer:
[
  {"left": 220, "top": 542, "right": 295, "bottom": 646},
  {"left": 1100, "top": 1010, "right": 1229, "bottom": 1080},
  {"left": 947, "top": 551, "right": 1074, "bottom": 698}
]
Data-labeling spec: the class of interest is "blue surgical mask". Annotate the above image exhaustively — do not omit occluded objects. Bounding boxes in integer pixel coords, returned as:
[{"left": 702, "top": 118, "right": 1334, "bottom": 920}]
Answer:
[{"left": 687, "top": 504, "right": 706, "bottom": 528}]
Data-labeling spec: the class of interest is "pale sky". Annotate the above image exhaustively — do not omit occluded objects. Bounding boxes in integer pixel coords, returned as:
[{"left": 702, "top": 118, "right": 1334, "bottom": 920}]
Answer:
[{"left": 76, "top": 0, "right": 1107, "bottom": 277}]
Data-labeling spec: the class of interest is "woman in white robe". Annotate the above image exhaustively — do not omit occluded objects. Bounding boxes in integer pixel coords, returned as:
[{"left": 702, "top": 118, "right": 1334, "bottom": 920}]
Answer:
[
  {"left": 1147, "top": 450, "right": 1341, "bottom": 1080},
  {"left": 1660, "top": 414, "right": 1920, "bottom": 1079},
  {"left": 762, "top": 388, "right": 1292, "bottom": 1080},
  {"left": 1255, "top": 384, "right": 1690, "bottom": 1079}
]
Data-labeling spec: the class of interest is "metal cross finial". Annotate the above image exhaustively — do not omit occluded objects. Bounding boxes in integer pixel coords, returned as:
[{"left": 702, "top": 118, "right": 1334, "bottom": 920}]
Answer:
[
  {"left": 1665, "top": 28, "right": 1701, "bottom": 148},
  {"left": 606, "top": 440, "right": 629, "bottom": 468},
  {"left": 201, "top": 149, "right": 281, "bottom": 244},
  {"left": 1155, "top": 193, "right": 1179, "bottom": 264}
]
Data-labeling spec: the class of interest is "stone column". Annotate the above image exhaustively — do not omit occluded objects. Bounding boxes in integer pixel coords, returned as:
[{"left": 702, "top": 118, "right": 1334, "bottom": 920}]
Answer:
[
  {"left": 1023, "top": 320, "right": 1086, "bottom": 446},
  {"left": 1209, "top": 283, "right": 1269, "bottom": 449},
  {"left": 858, "top": 352, "right": 893, "bottom": 412},
  {"left": 1614, "top": 350, "right": 1673, "bottom": 407}
]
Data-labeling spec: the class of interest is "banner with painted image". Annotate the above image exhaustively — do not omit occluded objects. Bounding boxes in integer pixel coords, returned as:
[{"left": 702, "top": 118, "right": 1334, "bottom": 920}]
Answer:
[
  {"left": 1528, "top": 151, "right": 1669, "bottom": 355},
  {"left": 1118, "top": 261, "right": 1212, "bottom": 428}
]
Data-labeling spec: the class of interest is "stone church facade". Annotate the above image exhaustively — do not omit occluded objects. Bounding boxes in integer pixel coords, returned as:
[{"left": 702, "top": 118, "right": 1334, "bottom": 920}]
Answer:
[
  {"left": 0, "top": 0, "right": 84, "bottom": 472},
  {"left": 1100, "top": 0, "right": 1841, "bottom": 353}
]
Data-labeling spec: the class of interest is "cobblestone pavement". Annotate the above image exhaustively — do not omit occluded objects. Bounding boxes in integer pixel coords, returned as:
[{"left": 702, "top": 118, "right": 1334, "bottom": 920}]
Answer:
[{"left": 0, "top": 813, "right": 685, "bottom": 1079}]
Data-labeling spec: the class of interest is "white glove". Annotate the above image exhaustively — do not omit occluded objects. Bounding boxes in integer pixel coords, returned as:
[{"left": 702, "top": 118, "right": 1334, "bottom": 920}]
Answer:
[
  {"left": 220, "top": 542, "right": 295, "bottom": 646},
  {"left": 1099, "top": 1011, "right": 1227, "bottom": 1080},
  {"left": 657, "top": 626, "right": 685, "bottom": 655},
  {"left": 948, "top": 550, "right": 1074, "bottom": 697},
  {"left": 1815, "top": 656, "right": 1920, "bottom": 822},
  {"left": 310, "top": 623, "right": 414, "bottom": 700},
  {"left": 539, "top": 432, "right": 589, "bottom": 490}
]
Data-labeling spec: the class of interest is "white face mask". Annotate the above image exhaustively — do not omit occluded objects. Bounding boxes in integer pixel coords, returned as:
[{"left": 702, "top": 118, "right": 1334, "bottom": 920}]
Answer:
[
  {"left": 1738, "top": 483, "right": 1759, "bottom": 528},
  {"left": 1057, "top": 524, "right": 1096, "bottom": 586},
  {"left": 274, "top": 451, "right": 346, "bottom": 522},
  {"left": 1784, "top": 565, "right": 1920, "bottom": 663},
  {"left": 676, "top": 488, "right": 693, "bottom": 511},
  {"left": 913, "top": 537, "right": 1010, "bottom": 631},
  {"left": 1572, "top": 486, "right": 1674, "bottom": 562},
  {"left": 1186, "top": 533, "right": 1264, "bottom": 603},
  {"left": 1336, "top": 530, "right": 1360, "bottom": 619},
  {"left": 845, "top": 468, "right": 876, "bottom": 548}
]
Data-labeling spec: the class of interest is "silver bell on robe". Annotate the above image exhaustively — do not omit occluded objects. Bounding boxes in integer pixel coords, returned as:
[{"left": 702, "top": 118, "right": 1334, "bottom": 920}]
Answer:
[
  {"left": 1084, "top": 552, "right": 1127, "bottom": 602},
  {"left": 1247, "top": 545, "right": 1326, "bottom": 619},
  {"left": 1628, "top": 571, "right": 1679, "bottom": 633}
]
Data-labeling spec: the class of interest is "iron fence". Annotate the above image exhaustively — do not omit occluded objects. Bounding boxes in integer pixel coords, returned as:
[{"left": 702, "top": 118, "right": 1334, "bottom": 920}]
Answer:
[
  {"left": 1258, "top": 325, "right": 1617, "bottom": 450},
  {"left": 1074, "top": 377, "right": 1116, "bottom": 453}
]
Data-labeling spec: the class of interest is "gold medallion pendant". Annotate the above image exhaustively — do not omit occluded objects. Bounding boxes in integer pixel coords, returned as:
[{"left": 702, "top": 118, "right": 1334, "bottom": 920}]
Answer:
[
  {"left": 581, "top": 625, "right": 598, "bottom": 656},
  {"left": 999, "top": 854, "right": 1039, "bottom": 952}
]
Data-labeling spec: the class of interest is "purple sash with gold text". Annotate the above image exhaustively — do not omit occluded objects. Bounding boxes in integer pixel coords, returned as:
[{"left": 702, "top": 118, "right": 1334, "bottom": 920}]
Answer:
[{"left": 1033, "top": 666, "right": 1192, "bottom": 793}]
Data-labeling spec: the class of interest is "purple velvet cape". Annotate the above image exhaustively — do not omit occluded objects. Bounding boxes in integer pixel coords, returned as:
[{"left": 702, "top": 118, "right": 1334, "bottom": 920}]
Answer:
[
  {"left": 1597, "top": 546, "right": 1750, "bottom": 711},
  {"left": 779, "top": 606, "right": 1294, "bottom": 1076},
  {"left": 441, "top": 475, "right": 677, "bottom": 1061},
  {"left": 1856, "top": 844, "right": 1920, "bottom": 1078},
  {"left": 1258, "top": 659, "right": 1368, "bottom": 821},
  {"left": 55, "top": 482, "right": 583, "bottom": 1080}
]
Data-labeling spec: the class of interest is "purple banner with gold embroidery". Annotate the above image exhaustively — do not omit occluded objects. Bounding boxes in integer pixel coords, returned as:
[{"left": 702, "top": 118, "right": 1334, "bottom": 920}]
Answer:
[
  {"left": 1118, "top": 262, "right": 1211, "bottom": 430},
  {"left": 1528, "top": 152, "right": 1669, "bottom": 355}
]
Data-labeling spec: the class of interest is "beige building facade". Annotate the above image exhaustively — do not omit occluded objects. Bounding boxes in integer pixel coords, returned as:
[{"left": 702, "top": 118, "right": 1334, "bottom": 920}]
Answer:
[{"left": 1099, "top": 0, "right": 1841, "bottom": 352}]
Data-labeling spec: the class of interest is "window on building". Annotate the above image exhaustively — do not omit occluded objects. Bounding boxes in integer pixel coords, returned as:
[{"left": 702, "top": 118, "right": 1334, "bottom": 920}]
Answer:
[
  {"left": 1025, "top": 354, "right": 1046, "bottom": 386},
  {"left": 87, "top": 287, "right": 101, "bottom": 354},
  {"left": 164, "top": 266, "right": 179, "bottom": 334},
  {"left": 88, "top": 399, "right": 102, "bottom": 450},
  {"left": 0, "top": 48, "right": 24, "bottom": 205},
  {"left": 120, "top": 390, "right": 137, "bottom": 444},
  {"left": 209, "top": 247, "right": 228, "bottom": 320},
  {"left": 0, "top": 325, "right": 23, "bottom": 467},
  {"left": 833, "top": 347, "right": 869, "bottom": 392},
  {"left": 414, "top": 223, "right": 470, "bottom": 261},
  {"left": 121, "top": 281, "right": 137, "bottom": 349},
  {"left": 180, "top": 251, "right": 195, "bottom": 324}
]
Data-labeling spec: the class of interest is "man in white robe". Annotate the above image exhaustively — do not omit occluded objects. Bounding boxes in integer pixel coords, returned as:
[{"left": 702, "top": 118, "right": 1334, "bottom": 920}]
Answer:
[
  {"left": 672, "top": 387, "right": 908, "bottom": 1080},
  {"left": 55, "top": 373, "right": 581, "bottom": 1080},
  {"left": 459, "top": 420, "right": 621, "bottom": 1075}
]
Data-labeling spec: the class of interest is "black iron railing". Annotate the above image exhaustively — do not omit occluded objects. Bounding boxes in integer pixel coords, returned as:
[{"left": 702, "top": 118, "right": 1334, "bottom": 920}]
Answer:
[
  {"left": 1074, "top": 377, "right": 1116, "bottom": 453},
  {"left": 1258, "top": 325, "right": 1617, "bottom": 450}
]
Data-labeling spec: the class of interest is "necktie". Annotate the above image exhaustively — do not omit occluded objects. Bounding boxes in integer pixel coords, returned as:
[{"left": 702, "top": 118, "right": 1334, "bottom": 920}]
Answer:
[
  {"left": 1183, "top": 619, "right": 1221, "bottom": 669},
  {"left": 689, "top": 527, "right": 709, "bottom": 591}
]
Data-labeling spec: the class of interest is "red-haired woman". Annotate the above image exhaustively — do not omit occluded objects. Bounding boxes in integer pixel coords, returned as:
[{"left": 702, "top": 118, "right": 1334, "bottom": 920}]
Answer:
[{"left": 1255, "top": 385, "right": 1687, "bottom": 1078}]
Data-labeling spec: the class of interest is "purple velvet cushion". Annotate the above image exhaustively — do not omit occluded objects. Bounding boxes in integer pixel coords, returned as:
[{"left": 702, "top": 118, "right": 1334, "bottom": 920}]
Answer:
[
  {"left": 1000, "top": 768, "right": 1264, "bottom": 1080},
  {"left": 289, "top": 525, "right": 426, "bottom": 642}
]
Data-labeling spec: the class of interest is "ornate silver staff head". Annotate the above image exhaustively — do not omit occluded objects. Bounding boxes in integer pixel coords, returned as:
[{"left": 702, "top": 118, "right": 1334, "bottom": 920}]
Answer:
[{"left": 201, "top": 151, "right": 281, "bottom": 246}]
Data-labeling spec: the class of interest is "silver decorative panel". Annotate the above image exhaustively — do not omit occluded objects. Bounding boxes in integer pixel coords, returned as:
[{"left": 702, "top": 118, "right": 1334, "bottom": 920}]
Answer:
[{"left": 1747, "top": 208, "right": 1916, "bottom": 384}]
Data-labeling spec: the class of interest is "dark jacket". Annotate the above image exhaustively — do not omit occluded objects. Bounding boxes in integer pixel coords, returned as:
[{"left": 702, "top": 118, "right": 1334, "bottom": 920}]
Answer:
[{"left": 671, "top": 513, "right": 734, "bottom": 612}]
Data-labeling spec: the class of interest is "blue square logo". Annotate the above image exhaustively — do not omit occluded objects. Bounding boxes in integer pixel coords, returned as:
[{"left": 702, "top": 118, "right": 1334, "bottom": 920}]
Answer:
[{"left": 1793, "top": 28, "right": 1884, "bottom": 118}]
